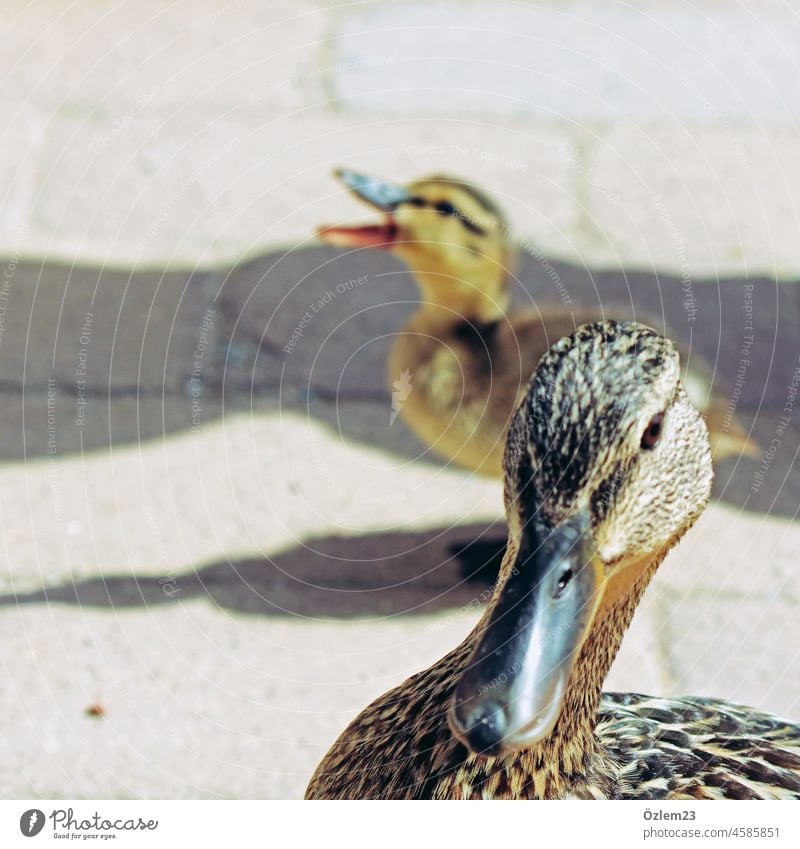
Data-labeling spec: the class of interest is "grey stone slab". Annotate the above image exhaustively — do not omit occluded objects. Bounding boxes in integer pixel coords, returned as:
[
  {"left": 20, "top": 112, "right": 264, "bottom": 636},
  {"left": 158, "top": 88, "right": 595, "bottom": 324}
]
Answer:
[
  {"left": 332, "top": 3, "right": 800, "bottom": 124},
  {"left": 217, "top": 246, "right": 415, "bottom": 399},
  {"left": 656, "top": 588, "right": 800, "bottom": 720},
  {"left": 0, "top": 602, "right": 481, "bottom": 799},
  {"left": 0, "top": 261, "right": 220, "bottom": 393}
]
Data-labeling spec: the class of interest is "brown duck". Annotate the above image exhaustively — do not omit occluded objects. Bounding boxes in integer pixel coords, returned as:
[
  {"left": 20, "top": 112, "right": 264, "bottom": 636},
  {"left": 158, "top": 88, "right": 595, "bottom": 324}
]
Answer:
[
  {"left": 319, "top": 169, "right": 757, "bottom": 476},
  {"left": 306, "top": 320, "right": 800, "bottom": 800}
]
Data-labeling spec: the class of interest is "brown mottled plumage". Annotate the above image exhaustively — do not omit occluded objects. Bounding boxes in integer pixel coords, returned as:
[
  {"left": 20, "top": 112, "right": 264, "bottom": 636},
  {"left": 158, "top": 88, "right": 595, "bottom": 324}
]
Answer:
[
  {"left": 319, "top": 170, "right": 757, "bottom": 475},
  {"left": 306, "top": 321, "right": 800, "bottom": 800}
]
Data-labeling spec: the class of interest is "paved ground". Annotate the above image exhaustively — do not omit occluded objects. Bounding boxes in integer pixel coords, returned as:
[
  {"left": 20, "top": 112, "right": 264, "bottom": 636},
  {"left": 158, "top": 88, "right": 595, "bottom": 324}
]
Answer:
[
  {"left": 0, "top": 245, "right": 798, "bottom": 799},
  {"left": 2, "top": 0, "right": 800, "bottom": 800},
  {"left": 3, "top": 0, "right": 800, "bottom": 276}
]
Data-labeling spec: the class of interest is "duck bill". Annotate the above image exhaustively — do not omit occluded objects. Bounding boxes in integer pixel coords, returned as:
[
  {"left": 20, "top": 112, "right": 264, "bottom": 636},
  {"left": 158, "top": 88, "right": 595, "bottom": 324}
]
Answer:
[
  {"left": 449, "top": 511, "right": 603, "bottom": 757},
  {"left": 316, "top": 168, "right": 411, "bottom": 250}
]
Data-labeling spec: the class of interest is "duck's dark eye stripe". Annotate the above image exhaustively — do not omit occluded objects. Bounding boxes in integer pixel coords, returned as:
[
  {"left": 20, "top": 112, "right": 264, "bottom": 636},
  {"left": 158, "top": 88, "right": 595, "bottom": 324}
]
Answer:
[
  {"left": 402, "top": 196, "right": 489, "bottom": 236},
  {"left": 461, "top": 217, "right": 487, "bottom": 236}
]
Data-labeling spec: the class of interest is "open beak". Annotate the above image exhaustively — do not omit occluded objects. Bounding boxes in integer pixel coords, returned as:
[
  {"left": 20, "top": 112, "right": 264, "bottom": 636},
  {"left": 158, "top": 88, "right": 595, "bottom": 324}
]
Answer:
[
  {"left": 449, "top": 510, "right": 603, "bottom": 757},
  {"left": 317, "top": 168, "right": 412, "bottom": 250}
]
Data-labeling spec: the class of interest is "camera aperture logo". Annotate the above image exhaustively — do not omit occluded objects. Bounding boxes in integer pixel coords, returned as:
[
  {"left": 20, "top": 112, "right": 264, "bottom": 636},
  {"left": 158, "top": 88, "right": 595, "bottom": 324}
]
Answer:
[
  {"left": 20, "top": 809, "right": 45, "bottom": 837},
  {"left": 18, "top": 807, "right": 158, "bottom": 839}
]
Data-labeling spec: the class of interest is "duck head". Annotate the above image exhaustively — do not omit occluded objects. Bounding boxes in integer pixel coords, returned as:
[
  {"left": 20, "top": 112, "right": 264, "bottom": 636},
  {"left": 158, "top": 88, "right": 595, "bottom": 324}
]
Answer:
[
  {"left": 318, "top": 168, "right": 514, "bottom": 321},
  {"left": 449, "top": 321, "right": 714, "bottom": 756}
]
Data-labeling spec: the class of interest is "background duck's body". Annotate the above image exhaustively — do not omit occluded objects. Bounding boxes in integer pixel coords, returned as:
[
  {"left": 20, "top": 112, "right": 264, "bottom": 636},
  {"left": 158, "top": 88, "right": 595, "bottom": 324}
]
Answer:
[
  {"left": 320, "top": 170, "right": 757, "bottom": 476},
  {"left": 306, "top": 322, "right": 800, "bottom": 800},
  {"left": 389, "top": 308, "right": 588, "bottom": 476}
]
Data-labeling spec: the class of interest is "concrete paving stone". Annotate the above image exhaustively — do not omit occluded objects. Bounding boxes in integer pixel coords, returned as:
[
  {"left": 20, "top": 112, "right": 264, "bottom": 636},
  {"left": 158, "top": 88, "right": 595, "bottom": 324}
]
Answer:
[
  {"left": 655, "top": 501, "right": 800, "bottom": 601},
  {"left": 0, "top": 581, "right": 667, "bottom": 799},
  {"left": 605, "top": 589, "right": 667, "bottom": 697},
  {"left": 0, "top": 601, "right": 481, "bottom": 798},
  {"left": 24, "top": 105, "right": 579, "bottom": 268},
  {"left": 2, "top": 2, "right": 798, "bottom": 277},
  {"left": 0, "top": 0, "right": 328, "bottom": 112},
  {"left": 587, "top": 124, "right": 800, "bottom": 276},
  {"left": 0, "top": 101, "right": 44, "bottom": 239},
  {"left": 331, "top": 2, "right": 800, "bottom": 124},
  {"left": 0, "top": 390, "right": 221, "bottom": 461},
  {"left": 655, "top": 588, "right": 800, "bottom": 721},
  {"left": 0, "top": 410, "right": 502, "bottom": 597},
  {"left": 714, "top": 409, "right": 800, "bottom": 520},
  {"left": 0, "top": 260, "right": 220, "bottom": 392},
  {"left": 28, "top": 107, "right": 262, "bottom": 267}
]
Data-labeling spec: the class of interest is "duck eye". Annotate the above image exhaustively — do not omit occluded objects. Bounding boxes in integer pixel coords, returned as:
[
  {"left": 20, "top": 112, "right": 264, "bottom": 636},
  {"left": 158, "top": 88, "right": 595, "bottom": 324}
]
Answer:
[
  {"left": 640, "top": 413, "right": 664, "bottom": 450},
  {"left": 406, "top": 196, "right": 426, "bottom": 207},
  {"left": 554, "top": 568, "right": 573, "bottom": 597},
  {"left": 435, "top": 201, "right": 456, "bottom": 217}
]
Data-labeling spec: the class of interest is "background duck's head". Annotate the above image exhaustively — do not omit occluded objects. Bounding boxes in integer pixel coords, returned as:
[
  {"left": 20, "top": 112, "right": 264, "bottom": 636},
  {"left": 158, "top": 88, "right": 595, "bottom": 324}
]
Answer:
[
  {"left": 449, "top": 321, "right": 714, "bottom": 756},
  {"left": 318, "top": 168, "right": 514, "bottom": 321}
]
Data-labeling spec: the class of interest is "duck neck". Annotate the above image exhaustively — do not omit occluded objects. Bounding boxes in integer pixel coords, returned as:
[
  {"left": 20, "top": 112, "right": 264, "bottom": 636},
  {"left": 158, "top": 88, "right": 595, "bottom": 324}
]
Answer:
[
  {"left": 407, "top": 269, "right": 511, "bottom": 332},
  {"left": 467, "top": 548, "right": 667, "bottom": 797}
]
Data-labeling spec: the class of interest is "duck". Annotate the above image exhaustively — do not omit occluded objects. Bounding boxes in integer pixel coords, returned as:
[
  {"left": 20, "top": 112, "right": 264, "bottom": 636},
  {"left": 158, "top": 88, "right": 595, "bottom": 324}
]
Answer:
[
  {"left": 305, "top": 320, "right": 800, "bottom": 800},
  {"left": 318, "top": 169, "right": 757, "bottom": 477}
]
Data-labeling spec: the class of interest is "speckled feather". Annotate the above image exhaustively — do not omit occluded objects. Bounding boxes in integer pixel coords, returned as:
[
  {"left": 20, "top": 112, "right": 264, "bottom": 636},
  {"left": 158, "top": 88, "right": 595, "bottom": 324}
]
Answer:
[{"left": 306, "top": 321, "right": 800, "bottom": 800}]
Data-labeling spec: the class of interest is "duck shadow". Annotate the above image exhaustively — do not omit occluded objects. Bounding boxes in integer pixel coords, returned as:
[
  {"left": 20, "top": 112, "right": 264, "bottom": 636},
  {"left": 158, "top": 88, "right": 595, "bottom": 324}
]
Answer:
[
  {"left": 1, "top": 524, "right": 507, "bottom": 619},
  {"left": 5, "top": 246, "right": 799, "bottom": 518}
]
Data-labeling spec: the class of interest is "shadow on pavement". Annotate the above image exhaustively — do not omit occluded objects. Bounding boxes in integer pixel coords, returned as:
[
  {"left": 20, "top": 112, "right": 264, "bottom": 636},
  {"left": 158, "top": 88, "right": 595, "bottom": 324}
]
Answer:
[
  {"left": 1, "top": 524, "right": 507, "bottom": 618},
  {"left": 2, "top": 246, "right": 798, "bottom": 517}
]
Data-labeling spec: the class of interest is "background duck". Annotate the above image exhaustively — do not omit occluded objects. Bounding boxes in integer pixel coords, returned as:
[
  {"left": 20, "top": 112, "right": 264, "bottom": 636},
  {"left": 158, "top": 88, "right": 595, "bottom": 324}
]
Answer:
[
  {"left": 306, "top": 321, "right": 800, "bottom": 800},
  {"left": 319, "top": 169, "right": 757, "bottom": 477}
]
